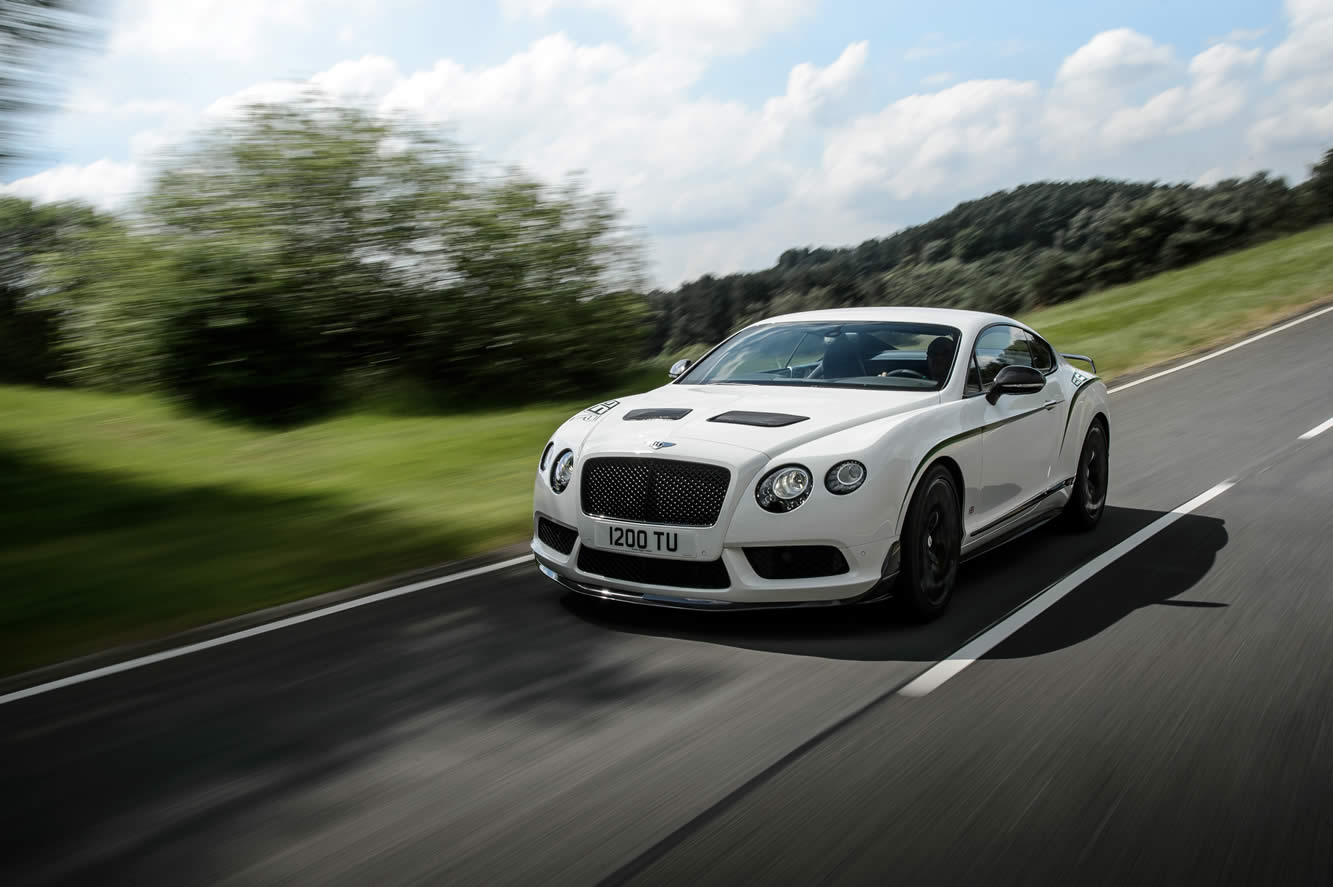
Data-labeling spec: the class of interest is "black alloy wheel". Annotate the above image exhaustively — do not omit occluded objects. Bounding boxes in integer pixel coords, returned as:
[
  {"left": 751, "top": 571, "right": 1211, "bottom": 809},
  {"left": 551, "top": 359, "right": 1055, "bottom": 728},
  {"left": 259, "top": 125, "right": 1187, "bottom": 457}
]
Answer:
[
  {"left": 895, "top": 465, "right": 961, "bottom": 620},
  {"left": 1064, "top": 420, "right": 1108, "bottom": 530}
]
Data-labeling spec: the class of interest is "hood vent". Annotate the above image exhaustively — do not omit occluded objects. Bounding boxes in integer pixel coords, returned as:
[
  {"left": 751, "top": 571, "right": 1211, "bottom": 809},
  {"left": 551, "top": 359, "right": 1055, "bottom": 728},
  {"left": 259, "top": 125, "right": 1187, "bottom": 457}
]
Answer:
[
  {"left": 624, "top": 408, "right": 692, "bottom": 421},
  {"left": 708, "top": 411, "right": 809, "bottom": 427}
]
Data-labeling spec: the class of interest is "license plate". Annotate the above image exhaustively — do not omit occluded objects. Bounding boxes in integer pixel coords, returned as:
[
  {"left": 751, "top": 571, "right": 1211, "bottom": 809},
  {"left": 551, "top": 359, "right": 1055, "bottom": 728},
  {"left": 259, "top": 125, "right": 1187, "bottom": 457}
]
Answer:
[{"left": 596, "top": 524, "right": 697, "bottom": 559}]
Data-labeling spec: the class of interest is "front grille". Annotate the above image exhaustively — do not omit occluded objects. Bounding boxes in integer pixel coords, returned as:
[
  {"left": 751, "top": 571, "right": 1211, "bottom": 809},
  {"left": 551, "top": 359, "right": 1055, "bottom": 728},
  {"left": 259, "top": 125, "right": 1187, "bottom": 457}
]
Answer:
[
  {"left": 578, "top": 547, "right": 730, "bottom": 589},
  {"left": 580, "top": 457, "right": 730, "bottom": 526},
  {"left": 537, "top": 517, "right": 577, "bottom": 555},
  {"left": 744, "top": 546, "right": 850, "bottom": 580}
]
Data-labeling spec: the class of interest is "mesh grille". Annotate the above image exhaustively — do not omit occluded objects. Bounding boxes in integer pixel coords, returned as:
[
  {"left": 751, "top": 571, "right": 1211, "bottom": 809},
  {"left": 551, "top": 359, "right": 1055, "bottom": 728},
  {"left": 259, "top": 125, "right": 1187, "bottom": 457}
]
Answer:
[
  {"left": 578, "top": 547, "right": 730, "bottom": 589},
  {"left": 537, "top": 517, "right": 578, "bottom": 555},
  {"left": 744, "top": 546, "right": 850, "bottom": 580},
  {"left": 580, "top": 457, "right": 730, "bottom": 526}
]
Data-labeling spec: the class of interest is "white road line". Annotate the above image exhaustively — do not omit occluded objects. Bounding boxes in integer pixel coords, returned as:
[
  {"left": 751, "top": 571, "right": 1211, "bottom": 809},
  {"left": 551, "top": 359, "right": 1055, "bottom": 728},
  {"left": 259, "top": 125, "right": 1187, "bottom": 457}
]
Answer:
[
  {"left": 1299, "top": 415, "right": 1333, "bottom": 440},
  {"left": 0, "top": 555, "right": 533, "bottom": 707},
  {"left": 1108, "top": 303, "right": 1333, "bottom": 394},
  {"left": 898, "top": 479, "right": 1237, "bottom": 698}
]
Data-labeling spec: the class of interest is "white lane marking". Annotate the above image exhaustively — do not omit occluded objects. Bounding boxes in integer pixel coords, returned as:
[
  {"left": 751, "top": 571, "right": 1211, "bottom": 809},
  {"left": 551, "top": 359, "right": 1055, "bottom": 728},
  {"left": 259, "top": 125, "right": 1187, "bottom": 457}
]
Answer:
[
  {"left": 0, "top": 555, "right": 533, "bottom": 707},
  {"left": 1108, "top": 304, "right": 1333, "bottom": 394},
  {"left": 1298, "top": 415, "right": 1333, "bottom": 440},
  {"left": 898, "top": 479, "right": 1236, "bottom": 698}
]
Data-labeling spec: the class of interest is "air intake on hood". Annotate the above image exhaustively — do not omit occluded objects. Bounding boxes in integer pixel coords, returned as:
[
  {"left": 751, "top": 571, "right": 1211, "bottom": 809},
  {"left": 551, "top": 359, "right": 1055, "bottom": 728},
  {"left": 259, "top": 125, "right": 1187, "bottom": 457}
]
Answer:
[
  {"left": 623, "top": 408, "right": 692, "bottom": 421},
  {"left": 708, "top": 411, "right": 809, "bottom": 427}
]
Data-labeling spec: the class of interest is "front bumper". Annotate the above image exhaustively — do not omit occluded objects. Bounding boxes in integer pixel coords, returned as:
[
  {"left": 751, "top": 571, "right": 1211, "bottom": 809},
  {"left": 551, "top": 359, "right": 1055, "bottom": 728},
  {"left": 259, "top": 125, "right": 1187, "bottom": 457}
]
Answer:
[
  {"left": 531, "top": 528, "right": 900, "bottom": 609},
  {"left": 536, "top": 560, "right": 896, "bottom": 611}
]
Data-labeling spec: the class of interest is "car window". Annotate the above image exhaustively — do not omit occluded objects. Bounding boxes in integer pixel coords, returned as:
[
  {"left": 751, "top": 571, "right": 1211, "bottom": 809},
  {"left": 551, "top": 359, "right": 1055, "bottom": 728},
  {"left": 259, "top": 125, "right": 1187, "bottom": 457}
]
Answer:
[
  {"left": 677, "top": 321, "right": 962, "bottom": 391},
  {"left": 973, "top": 325, "right": 1033, "bottom": 389},
  {"left": 1028, "top": 332, "right": 1056, "bottom": 372}
]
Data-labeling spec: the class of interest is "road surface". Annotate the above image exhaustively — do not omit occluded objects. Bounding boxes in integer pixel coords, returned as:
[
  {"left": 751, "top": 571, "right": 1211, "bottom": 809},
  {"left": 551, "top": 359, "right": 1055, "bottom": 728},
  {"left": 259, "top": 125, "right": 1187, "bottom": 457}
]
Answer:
[{"left": 3, "top": 308, "right": 1332, "bottom": 886}]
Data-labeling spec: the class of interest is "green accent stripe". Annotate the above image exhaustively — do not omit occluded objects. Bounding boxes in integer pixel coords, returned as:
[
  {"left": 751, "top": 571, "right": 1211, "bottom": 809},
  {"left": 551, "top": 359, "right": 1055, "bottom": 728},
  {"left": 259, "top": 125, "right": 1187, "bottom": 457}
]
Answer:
[
  {"left": 900, "top": 404, "right": 1047, "bottom": 514},
  {"left": 1059, "top": 376, "right": 1101, "bottom": 452}
]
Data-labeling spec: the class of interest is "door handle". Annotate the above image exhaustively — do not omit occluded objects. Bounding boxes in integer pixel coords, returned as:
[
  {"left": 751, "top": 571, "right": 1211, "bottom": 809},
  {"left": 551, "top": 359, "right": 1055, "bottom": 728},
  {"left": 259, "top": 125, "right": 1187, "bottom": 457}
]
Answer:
[{"left": 1043, "top": 399, "right": 1058, "bottom": 411}]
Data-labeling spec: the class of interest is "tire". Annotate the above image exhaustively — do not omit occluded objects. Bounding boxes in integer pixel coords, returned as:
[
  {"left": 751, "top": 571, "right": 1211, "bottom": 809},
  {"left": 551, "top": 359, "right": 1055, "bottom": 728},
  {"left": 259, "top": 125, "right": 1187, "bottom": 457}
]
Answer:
[
  {"left": 1063, "top": 420, "right": 1108, "bottom": 531},
  {"left": 894, "top": 465, "right": 962, "bottom": 620}
]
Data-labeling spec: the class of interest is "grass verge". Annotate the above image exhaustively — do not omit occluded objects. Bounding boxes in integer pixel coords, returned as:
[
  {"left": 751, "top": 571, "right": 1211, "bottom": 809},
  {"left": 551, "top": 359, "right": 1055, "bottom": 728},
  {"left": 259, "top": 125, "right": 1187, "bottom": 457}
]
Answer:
[{"left": 3, "top": 225, "right": 1332, "bottom": 675}]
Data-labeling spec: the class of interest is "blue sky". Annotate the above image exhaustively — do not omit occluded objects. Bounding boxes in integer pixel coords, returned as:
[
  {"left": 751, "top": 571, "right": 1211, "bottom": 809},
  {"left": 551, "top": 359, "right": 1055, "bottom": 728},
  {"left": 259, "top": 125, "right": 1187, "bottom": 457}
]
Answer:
[{"left": 6, "top": 0, "right": 1331, "bottom": 285}]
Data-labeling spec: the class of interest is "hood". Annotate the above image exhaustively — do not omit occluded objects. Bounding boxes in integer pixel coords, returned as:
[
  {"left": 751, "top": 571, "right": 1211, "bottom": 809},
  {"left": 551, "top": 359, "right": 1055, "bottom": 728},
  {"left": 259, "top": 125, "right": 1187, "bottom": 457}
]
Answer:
[{"left": 581, "top": 383, "right": 939, "bottom": 457}]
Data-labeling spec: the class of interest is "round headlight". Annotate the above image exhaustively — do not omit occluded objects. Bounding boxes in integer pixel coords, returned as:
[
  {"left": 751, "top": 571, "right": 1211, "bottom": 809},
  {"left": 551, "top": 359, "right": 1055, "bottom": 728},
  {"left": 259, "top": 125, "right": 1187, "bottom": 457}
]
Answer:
[
  {"left": 756, "top": 465, "right": 812, "bottom": 513},
  {"left": 539, "top": 441, "right": 554, "bottom": 471},
  {"left": 825, "top": 460, "right": 867, "bottom": 495},
  {"left": 550, "top": 449, "right": 574, "bottom": 493}
]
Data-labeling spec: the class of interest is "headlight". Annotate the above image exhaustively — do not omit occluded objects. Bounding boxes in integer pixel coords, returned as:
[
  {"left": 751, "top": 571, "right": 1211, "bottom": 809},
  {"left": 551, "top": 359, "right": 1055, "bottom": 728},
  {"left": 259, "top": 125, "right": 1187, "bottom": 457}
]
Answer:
[
  {"left": 825, "top": 460, "right": 867, "bottom": 495},
  {"left": 550, "top": 449, "right": 574, "bottom": 493},
  {"left": 539, "top": 441, "right": 554, "bottom": 471},
  {"left": 756, "top": 464, "right": 812, "bottom": 513}
]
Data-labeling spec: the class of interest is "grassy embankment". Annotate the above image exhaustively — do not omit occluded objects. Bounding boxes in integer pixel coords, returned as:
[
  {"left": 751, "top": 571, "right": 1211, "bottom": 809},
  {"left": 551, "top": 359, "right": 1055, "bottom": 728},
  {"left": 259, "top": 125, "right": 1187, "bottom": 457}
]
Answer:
[{"left": 3, "top": 224, "right": 1332, "bottom": 675}]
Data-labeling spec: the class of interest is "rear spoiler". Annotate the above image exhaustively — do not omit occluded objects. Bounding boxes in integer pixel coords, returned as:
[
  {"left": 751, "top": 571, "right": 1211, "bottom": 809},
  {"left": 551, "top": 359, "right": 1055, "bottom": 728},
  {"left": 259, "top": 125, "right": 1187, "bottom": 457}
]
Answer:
[{"left": 1061, "top": 353, "right": 1097, "bottom": 374}]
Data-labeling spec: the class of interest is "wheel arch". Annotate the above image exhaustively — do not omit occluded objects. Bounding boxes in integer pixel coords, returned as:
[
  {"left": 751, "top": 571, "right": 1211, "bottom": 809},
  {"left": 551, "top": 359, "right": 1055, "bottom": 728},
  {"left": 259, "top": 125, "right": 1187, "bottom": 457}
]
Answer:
[{"left": 895, "top": 454, "right": 967, "bottom": 538}]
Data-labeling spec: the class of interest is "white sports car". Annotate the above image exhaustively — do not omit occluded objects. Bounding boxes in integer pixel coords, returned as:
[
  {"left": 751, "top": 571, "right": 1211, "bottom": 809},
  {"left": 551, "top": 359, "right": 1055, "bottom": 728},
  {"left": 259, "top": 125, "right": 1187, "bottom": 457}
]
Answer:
[{"left": 531, "top": 307, "right": 1110, "bottom": 619}]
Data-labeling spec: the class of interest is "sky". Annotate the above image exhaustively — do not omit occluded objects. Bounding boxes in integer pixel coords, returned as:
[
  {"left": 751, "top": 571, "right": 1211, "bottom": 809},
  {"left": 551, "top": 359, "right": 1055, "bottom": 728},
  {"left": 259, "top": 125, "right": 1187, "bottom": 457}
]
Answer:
[{"left": 4, "top": 0, "right": 1332, "bottom": 287}]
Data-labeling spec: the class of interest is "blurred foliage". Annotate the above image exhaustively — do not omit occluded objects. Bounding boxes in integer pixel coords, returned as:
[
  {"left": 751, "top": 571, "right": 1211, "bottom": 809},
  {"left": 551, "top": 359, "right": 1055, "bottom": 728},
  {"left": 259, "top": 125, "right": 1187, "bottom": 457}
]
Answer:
[
  {"left": 648, "top": 149, "right": 1333, "bottom": 354},
  {"left": 1, "top": 0, "right": 103, "bottom": 170},
  {"left": 3, "top": 98, "right": 647, "bottom": 422}
]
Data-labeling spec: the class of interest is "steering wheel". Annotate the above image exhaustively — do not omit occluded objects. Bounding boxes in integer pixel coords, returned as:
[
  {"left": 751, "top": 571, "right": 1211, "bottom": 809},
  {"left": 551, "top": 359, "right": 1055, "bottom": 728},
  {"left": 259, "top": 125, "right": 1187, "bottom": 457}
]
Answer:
[{"left": 884, "top": 368, "right": 928, "bottom": 380}]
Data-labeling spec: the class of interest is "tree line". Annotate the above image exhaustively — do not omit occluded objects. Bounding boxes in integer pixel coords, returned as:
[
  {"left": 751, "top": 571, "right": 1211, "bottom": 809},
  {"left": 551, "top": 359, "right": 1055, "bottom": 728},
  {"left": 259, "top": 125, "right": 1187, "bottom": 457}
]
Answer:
[
  {"left": 647, "top": 149, "right": 1333, "bottom": 353},
  {"left": 1, "top": 91, "right": 1330, "bottom": 423}
]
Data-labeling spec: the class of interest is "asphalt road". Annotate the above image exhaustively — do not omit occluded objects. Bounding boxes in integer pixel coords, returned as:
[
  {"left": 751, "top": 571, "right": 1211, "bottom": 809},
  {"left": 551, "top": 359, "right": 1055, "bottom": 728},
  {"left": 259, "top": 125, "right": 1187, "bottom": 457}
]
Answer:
[{"left": 3, "top": 309, "right": 1332, "bottom": 886}]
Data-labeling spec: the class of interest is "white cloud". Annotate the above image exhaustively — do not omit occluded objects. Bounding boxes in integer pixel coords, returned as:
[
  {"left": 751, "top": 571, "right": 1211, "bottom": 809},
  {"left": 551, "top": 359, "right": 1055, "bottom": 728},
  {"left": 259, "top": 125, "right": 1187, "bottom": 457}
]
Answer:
[
  {"left": 1251, "top": 0, "right": 1333, "bottom": 152},
  {"left": 1043, "top": 29, "right": 1179, "bottom": 156},
  {"left": 821, "top": 79, "right": 1041, "bottom": 200},
  {"left": 2, "top": 160, "right": 143, "bottom": 211},
  {"left": 371, "top": 34, "right": 868, "bottom": 241},
  {"left": 109, "top": 0, "right": 387, "bottom": 61},
  {"left": 500, "top": 0, "right": 817, "bottom": 55},
  {"left": 1265, "top": 0, "right": 1333, "bottom": 83},
  {"left": 1102, "top": 43, "right": 1260, "bottom": 147},
  {"left": 1055, "top": 28, "right": 1176, "bottom": 89}
]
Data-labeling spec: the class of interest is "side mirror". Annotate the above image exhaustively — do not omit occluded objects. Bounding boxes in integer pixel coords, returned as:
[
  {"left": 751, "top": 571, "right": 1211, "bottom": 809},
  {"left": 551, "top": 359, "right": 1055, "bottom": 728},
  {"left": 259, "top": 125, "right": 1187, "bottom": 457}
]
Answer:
[
  {"left": 668, "top": 358, "right": 693, "bottom": 379},
  {"left": 986, "top": 365, "right": 1045, "bottom": 404}
]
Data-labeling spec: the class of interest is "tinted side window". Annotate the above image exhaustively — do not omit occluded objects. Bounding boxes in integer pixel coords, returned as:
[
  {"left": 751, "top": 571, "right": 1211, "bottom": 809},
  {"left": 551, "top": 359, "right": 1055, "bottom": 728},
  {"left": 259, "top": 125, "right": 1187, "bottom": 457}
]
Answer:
[
  {"left": 973, "top": 325, "right": 1033, "bottom": 388},
  {"left": 1028, "top": 332, "right": 1056, "bottom": 372}
]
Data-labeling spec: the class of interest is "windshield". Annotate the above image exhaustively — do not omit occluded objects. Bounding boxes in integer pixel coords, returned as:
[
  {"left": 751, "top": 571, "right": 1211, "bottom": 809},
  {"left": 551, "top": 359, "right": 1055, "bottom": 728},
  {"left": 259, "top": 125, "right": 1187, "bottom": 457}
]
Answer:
[{"left": 677, "top": 321, "right": 962, "bottom": 390}]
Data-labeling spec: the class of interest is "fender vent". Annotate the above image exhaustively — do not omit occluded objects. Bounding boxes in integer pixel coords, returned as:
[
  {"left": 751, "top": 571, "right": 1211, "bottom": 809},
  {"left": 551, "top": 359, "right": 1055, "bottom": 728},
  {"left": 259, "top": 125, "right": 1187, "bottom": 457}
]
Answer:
[
  {"left": 624, "top": 408, "right": 692, "bottom": 421},
  {"left": 744, "top": 546, "right": 849, "bottom": 579},
  {"left": 709, "top": 411, "right": 809, "bottom": 427},
  {"left": 537, "top": 517, "right": 578, "bottom": 555}
]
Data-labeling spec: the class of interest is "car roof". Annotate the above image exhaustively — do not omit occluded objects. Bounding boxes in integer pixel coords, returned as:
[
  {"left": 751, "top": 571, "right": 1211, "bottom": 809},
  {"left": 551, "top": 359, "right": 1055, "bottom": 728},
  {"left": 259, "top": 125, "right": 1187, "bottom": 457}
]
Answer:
[{"left": 748, "top": 306, "right": 1020, "bottom": 338}]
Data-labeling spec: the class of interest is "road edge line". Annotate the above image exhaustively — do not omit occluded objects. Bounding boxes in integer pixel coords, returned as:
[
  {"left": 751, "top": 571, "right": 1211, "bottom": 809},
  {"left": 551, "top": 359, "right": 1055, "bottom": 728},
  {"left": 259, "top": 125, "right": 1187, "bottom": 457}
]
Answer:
[
  {"left": 1108, "top": 303, "right": 1333, "bottom": 394},
  {"left": 0, "top": 554, "right": 534, "bottom": 707}
]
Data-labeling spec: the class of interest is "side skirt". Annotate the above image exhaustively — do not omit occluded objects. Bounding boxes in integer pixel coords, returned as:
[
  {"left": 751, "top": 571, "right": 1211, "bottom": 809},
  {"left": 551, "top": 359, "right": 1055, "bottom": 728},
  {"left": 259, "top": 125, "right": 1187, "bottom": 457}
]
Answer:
[{"left": 968, "top": 477, "right": 1074, "bottom": 540}]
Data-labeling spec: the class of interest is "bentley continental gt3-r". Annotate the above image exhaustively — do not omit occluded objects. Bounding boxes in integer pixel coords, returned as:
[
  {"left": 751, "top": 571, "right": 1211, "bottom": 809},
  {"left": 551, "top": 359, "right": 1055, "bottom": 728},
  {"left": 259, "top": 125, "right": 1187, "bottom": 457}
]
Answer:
[{"left": 531, "top": 307, "right": 1110, "bottom": 619}]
